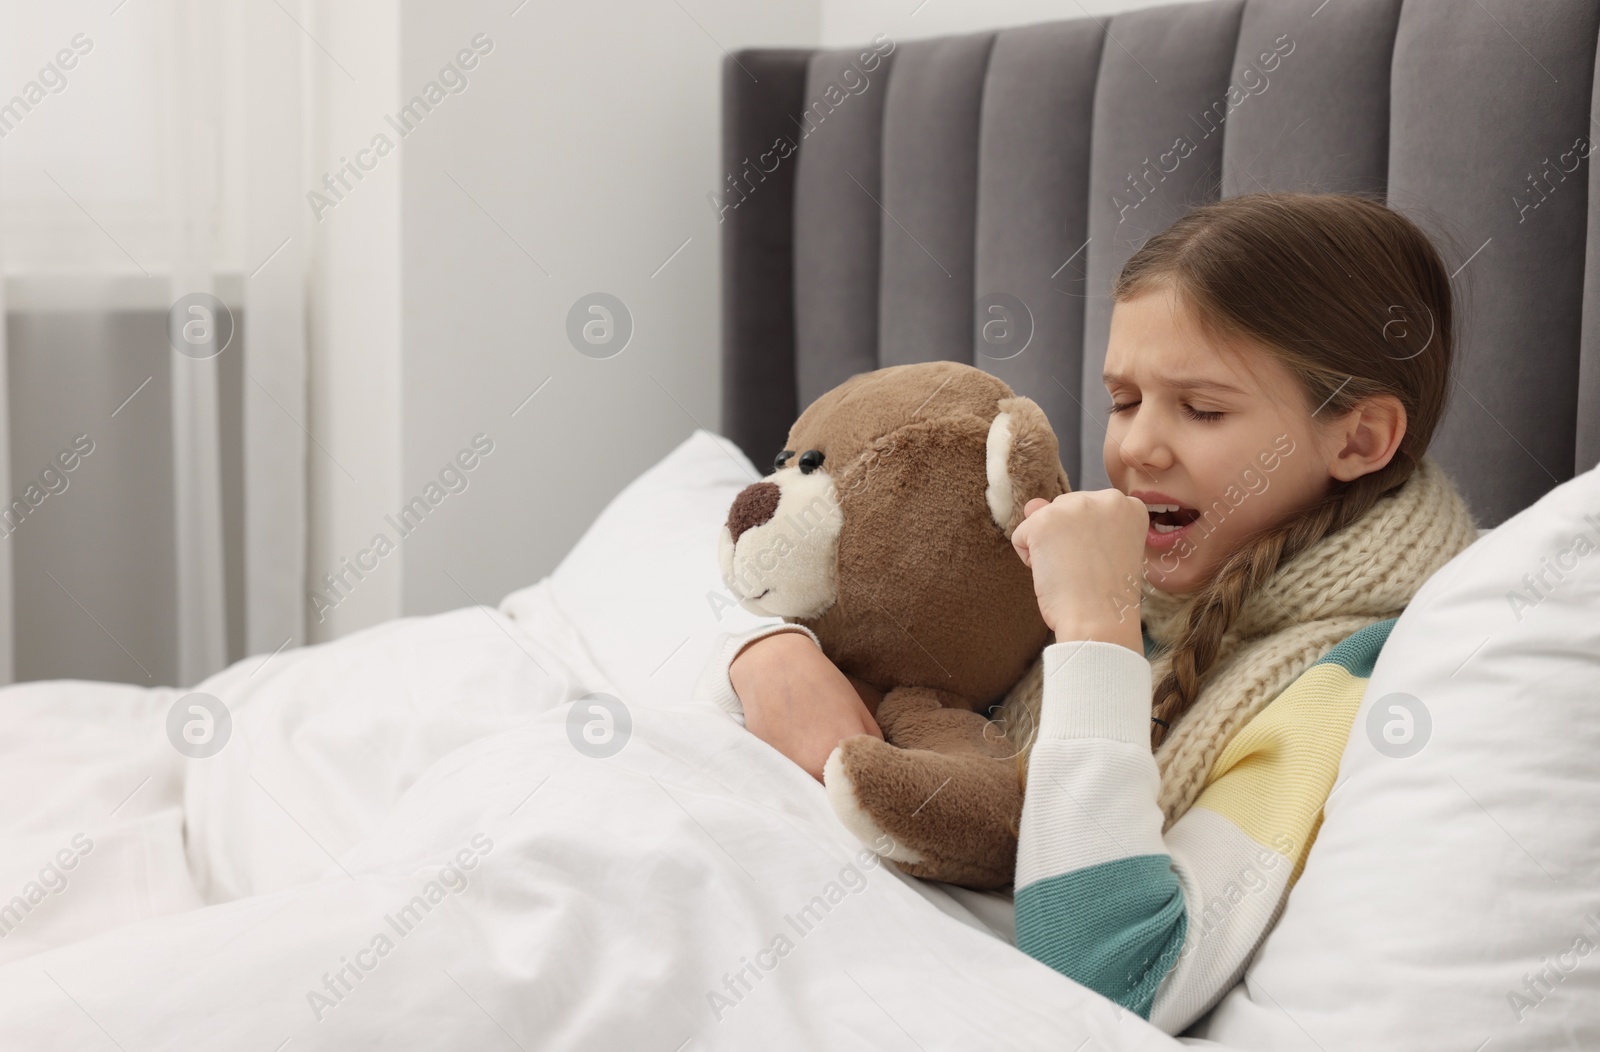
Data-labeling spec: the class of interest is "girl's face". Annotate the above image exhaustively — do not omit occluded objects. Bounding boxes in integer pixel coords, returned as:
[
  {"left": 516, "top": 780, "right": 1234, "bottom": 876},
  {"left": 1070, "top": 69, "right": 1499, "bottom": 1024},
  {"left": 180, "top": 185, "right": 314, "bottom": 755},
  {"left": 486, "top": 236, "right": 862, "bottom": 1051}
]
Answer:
[{"left": 1101, "top": 285, "right": 1346, "bottom": 595}]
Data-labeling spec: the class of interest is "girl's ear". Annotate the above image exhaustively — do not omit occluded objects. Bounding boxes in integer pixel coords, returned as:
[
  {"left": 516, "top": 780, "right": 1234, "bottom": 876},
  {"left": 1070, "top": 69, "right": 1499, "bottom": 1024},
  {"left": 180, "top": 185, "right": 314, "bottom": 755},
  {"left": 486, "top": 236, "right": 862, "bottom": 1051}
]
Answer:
[
  {"left": 985, "top": 396, "right": 1071, "bottom": 538},
  {"left": 1329, "top": 393, "right": 1407, "bottom": 482}
]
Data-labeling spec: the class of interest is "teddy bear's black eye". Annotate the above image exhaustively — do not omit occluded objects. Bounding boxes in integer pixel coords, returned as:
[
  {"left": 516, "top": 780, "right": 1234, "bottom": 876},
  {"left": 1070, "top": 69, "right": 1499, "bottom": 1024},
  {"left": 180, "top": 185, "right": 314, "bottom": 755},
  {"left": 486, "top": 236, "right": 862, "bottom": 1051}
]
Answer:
[
  {"left": 797, "top": 449, "right": 825, "bottom": 474},
  {"left": 773, "top": 449, "right": 795, "bottom": 472}
]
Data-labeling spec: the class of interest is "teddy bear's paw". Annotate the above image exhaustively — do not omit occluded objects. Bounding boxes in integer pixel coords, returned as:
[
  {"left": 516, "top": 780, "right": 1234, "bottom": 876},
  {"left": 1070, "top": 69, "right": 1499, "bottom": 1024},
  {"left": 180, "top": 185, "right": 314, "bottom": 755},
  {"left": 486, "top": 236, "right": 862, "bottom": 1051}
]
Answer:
[
  {"left": 875, "top": 687, "right": 1018, "bottom": 761},
  {"left": 822, "top": 733, "right": 1021, "bottom": 890},
  {"left": 823, "top": 742, "right": 927, "bottom": 867},
  {"left": 872, "top": 686, "right": 965, "bottom": 743}
]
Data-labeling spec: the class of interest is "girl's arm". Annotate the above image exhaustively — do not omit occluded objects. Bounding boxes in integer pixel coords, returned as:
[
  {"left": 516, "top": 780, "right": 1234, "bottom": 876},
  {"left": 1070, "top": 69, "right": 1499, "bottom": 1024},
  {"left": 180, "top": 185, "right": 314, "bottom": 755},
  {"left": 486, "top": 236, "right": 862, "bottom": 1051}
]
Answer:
[
  {"left": 695, "top": 621, "right": 823, "bottom": 720},
  {"left": 694, "top": 624, "right": 884, "bottom": 780},
  {"left": 1006, "top": 489, "right": 1349, "bottom": 1033},
  {"left": 1014, "top": 627, "right": 1378, "bottom": 1034}
]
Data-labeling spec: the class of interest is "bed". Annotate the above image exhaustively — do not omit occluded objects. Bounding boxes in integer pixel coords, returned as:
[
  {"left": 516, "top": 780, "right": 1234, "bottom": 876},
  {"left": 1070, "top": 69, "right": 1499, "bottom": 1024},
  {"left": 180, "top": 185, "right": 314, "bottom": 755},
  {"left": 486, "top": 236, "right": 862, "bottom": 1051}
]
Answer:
[{"left": 3, "top": 0, "right": 1599, "bottom": 1048}]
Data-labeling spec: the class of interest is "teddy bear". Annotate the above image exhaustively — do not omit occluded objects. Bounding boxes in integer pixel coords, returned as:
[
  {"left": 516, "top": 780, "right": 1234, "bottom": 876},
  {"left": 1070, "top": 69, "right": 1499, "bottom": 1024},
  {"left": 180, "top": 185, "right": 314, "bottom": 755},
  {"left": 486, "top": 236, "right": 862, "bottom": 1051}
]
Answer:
[{"left": 717, "top": 360, "right": 1070, "bottom": 889}]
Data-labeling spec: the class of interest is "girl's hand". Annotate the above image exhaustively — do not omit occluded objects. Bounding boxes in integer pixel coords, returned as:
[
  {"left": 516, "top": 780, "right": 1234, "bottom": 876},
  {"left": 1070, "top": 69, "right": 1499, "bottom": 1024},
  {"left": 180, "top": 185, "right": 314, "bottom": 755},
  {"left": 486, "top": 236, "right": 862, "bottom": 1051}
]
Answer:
[
  {"left": 1010, "top": 490, "right": 1147, "bottom": 653},
  {"left": 729, "top": 632, "right": 884, "bottom": 781}
]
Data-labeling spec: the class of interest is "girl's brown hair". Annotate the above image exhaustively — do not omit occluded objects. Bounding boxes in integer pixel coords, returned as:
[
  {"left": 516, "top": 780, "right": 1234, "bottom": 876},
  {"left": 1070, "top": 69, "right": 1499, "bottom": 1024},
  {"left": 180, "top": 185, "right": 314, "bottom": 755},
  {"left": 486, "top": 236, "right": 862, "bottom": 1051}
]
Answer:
[{"left": 1112, "top": 191, "right": 1456, "bottom": 748}]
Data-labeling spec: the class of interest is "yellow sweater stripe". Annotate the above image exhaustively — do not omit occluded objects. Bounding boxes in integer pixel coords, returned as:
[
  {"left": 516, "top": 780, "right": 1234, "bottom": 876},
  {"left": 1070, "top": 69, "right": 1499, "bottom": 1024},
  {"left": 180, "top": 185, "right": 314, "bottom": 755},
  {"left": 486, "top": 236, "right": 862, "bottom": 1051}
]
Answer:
[{"left": 1190, "top": 622, "right": 1389, "bottom": 871}]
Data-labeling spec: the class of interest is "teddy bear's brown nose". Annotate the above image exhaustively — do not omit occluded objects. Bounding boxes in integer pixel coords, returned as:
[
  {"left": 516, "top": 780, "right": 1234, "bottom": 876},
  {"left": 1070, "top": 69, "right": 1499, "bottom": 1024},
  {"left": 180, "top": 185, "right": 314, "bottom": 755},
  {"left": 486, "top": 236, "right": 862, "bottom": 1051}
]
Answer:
[{"left": 726, "top": 481, "right": 781, "bottom": 543}]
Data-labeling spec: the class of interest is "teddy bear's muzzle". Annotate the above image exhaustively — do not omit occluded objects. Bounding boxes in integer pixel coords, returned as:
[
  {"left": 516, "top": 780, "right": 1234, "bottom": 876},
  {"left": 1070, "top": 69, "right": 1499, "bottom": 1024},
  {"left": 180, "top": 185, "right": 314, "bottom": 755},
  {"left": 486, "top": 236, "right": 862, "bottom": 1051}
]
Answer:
[{"left": 717, "top": 468, "right": 844, "bottom": 620}]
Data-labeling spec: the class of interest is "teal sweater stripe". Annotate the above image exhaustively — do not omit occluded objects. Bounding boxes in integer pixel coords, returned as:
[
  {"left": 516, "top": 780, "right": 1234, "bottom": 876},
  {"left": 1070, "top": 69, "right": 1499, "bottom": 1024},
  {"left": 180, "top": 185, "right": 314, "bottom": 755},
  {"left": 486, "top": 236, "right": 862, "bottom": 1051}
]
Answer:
[
  {"left": 1310, "top": 617, "right": 1395, "bottom": 678},
  {"left": 1015, "top": 853, "right": 1188, "bottom": 1018}
]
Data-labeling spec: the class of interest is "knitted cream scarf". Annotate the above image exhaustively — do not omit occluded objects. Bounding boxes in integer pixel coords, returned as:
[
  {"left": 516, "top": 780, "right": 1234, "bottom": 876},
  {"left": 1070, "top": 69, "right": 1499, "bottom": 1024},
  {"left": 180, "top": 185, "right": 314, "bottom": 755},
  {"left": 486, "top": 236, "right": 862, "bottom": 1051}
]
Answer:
[{"left": 997, "top": 455, "right": 1479, "bottom": 833}]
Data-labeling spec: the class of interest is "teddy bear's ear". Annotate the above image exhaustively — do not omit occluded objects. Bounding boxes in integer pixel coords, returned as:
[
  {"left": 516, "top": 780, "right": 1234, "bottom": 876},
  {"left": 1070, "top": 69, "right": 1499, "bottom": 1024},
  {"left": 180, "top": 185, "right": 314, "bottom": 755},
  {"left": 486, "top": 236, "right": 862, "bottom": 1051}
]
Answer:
[{"left": 984, "top": 395, "right": 1071, "bottom": 539}]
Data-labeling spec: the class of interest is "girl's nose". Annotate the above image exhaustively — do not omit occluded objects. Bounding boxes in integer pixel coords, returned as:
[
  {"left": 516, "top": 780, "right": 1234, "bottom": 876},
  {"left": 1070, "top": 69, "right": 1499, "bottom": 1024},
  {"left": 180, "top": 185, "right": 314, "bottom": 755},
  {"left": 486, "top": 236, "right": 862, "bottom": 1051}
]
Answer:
[{"left": 1117, "top": 412, "right": 1174, "bottom": 474}]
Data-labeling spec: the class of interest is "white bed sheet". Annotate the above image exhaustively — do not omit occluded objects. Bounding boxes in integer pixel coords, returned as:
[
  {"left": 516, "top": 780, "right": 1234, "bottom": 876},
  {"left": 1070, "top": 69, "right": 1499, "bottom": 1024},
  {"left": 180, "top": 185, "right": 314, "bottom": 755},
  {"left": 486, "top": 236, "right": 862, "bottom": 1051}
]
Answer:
[{"left": 0, "top": 578, "right": 1192, "bottom": 1051}]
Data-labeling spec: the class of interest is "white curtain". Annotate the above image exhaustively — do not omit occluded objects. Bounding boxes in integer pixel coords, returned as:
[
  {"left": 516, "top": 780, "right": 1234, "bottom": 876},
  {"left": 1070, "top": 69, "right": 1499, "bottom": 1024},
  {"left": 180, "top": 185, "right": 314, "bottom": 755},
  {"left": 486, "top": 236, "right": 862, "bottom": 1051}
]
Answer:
[{"left": 0, "top": 0, "right": 311, "bottom": 686}]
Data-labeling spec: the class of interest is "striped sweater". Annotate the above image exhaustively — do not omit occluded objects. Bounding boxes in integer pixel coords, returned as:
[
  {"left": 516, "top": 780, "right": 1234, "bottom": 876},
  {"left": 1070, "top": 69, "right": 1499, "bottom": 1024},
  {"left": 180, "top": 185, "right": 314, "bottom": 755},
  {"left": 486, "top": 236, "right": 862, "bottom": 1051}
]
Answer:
[{"left": 1015, "top": 619, "right": 1394, "bottom": 1033}]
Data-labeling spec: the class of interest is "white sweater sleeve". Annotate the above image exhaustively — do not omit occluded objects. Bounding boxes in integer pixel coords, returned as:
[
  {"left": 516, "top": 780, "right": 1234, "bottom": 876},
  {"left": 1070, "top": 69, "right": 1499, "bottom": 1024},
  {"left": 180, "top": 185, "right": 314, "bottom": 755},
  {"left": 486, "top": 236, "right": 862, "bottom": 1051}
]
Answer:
[{"left": 690, "top": 621, "right": 822, "bottom": 724}]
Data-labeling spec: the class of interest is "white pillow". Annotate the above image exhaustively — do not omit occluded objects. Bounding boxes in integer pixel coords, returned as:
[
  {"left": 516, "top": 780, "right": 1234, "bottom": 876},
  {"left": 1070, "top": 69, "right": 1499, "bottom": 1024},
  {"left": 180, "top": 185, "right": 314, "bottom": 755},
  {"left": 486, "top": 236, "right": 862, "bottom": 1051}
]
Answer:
[
  {"left": 1190, "top": 462, "right": 1600, "bottom": 1049},
  {"left": 500, "top": 429, "right": 782, "bottom": 708}
]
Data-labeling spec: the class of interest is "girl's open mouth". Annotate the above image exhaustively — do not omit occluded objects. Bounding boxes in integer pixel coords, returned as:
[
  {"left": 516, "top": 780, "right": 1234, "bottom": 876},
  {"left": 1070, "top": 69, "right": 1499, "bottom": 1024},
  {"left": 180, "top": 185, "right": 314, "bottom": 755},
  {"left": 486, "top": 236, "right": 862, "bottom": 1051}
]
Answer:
[{"left": 1143, "top": 501, "right": 1202, "bottom": 549}]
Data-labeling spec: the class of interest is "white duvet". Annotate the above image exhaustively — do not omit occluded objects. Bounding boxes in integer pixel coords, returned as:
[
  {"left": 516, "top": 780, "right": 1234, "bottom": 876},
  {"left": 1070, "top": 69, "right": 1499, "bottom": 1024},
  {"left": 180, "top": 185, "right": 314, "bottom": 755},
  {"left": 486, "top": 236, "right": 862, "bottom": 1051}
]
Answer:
[{"left": 0, "top": 578, "right": 1187, "bottom": 1051}]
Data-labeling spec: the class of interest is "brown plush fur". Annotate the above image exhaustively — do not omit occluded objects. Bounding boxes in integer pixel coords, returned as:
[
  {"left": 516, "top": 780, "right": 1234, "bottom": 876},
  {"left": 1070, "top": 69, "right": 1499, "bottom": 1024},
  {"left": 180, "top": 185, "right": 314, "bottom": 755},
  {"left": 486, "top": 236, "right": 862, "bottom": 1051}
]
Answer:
[{"left": 721, "top": 361, "right": 1069, "bottom": 889}]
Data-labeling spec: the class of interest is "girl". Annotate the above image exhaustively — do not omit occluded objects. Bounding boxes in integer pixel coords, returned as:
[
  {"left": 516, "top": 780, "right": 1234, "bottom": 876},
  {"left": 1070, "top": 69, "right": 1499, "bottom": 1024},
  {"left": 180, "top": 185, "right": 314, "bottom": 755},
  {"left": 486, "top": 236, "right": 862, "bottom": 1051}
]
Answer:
[{"left": 711, "top": 191, "right": 1479, "bottom": 1034}]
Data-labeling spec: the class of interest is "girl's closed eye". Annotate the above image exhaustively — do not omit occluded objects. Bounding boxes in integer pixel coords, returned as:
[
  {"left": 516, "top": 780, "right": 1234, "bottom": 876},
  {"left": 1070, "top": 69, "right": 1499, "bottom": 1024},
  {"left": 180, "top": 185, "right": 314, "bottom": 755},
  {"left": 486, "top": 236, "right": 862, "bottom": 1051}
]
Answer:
[{"left": 1104, "top": 399, "right": 1224, "bottom": 421}]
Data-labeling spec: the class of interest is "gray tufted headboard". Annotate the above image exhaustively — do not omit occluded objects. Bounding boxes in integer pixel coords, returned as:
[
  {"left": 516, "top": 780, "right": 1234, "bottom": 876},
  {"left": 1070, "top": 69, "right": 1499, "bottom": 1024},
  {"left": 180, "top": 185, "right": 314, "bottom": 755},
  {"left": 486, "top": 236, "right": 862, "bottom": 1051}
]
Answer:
[{"left": 718, "top": 0, "right": 1600, "bottom": 527}]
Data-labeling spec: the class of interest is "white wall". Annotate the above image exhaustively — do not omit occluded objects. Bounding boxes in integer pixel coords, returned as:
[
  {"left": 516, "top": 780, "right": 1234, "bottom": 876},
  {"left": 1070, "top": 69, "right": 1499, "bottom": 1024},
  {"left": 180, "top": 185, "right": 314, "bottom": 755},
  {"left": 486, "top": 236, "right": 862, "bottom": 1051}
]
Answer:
[
  {"left": 393, "top": 0, "right": 820, "bottom": 620},
  {"left": 304, "top": 0, "right": 405, "bottom": 644}
]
